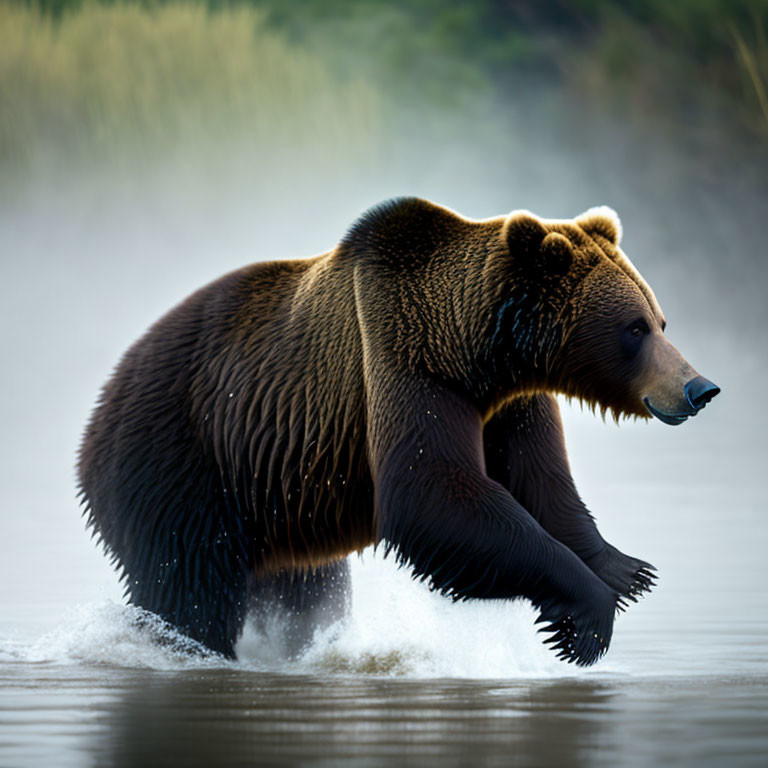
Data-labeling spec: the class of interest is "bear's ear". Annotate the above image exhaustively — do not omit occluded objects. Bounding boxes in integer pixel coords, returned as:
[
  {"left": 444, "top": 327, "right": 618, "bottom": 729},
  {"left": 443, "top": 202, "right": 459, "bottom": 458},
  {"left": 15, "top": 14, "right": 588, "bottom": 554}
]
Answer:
[
  {"left": 505, "top": 213, "right": 573, "bottom": 276},
  {"left": 503, "top": 211, "right": 548, "bottom": 256},
  {"left": 576, "top": 206, "right": 622, "bottom": 245},
  {"left": 540, "top": 233, "right": 574, "bottom": 275}
]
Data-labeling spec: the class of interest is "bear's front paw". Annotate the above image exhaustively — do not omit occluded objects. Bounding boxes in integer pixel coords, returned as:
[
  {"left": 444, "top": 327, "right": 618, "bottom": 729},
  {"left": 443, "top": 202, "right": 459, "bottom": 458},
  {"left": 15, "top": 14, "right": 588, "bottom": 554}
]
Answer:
[
  {"left": 584, "top": 543, "right": 657, "bottom": 606},
  {"left": 535, "top": 584, "right": 617, "bottom": 667}
]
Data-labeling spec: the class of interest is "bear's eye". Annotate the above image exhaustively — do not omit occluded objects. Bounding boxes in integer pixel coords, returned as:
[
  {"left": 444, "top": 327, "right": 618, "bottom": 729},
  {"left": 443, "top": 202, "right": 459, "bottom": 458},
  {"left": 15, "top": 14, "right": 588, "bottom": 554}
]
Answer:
[
  {"left": 620, "top": 319, "right": 650, "bottom": 361},
  {"left": 628, "top": 319, "right": 650, "bottom": 338}
]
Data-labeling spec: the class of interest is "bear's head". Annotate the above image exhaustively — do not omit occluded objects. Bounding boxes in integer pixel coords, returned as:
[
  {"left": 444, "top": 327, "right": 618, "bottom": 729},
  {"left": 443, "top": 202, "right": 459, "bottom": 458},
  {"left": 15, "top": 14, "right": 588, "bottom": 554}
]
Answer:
[{"left": 495, "top": 207, "right": 719, "bottom": 424}]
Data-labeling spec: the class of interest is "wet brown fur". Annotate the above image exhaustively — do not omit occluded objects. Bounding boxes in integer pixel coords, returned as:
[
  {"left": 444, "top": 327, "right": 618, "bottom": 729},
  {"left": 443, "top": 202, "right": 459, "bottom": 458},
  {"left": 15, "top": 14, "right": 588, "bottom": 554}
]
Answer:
[{"left": 78, "top": 197, "right": 663, "bottom": 663}]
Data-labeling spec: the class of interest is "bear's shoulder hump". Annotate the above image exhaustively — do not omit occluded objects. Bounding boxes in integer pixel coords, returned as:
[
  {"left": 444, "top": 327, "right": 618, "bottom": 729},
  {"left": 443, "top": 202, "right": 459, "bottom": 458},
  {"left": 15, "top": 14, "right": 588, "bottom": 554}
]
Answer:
[{"left": 339, "top": 197, "right": 460, "bottom": 266}]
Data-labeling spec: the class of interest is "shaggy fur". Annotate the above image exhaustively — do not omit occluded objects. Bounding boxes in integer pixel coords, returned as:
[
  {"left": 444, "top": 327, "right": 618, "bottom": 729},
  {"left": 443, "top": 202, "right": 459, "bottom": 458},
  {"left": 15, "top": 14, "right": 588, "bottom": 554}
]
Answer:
[{"left": 79, "top": 197, "right": 666, "bottom": 665}]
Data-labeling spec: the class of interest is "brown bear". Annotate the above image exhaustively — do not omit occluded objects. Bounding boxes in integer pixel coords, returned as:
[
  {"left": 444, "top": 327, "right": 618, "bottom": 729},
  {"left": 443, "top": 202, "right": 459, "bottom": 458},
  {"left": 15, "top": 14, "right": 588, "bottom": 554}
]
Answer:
[{"left": 78, "top": 197, "right": 719, "bottom": 666}]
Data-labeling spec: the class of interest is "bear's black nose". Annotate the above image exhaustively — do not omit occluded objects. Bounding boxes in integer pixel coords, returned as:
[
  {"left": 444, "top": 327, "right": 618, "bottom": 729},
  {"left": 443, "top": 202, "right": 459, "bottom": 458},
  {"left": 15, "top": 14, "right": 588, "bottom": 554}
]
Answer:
[{"left": 684, "top": 376, "right": 720, "bottom": 412}]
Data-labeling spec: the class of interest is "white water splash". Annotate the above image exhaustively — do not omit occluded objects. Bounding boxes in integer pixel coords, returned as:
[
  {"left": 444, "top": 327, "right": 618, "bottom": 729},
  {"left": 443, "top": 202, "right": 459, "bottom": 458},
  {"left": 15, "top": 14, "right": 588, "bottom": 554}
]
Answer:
[
  {"left": 279, "top": 550, "right": 574, "bottom": 678},
  {"left": 0, "top": 547, "right": 612, "bottom": 678},
  {"left": 0, "top": 602, "right": 232, "bottom": 671}
]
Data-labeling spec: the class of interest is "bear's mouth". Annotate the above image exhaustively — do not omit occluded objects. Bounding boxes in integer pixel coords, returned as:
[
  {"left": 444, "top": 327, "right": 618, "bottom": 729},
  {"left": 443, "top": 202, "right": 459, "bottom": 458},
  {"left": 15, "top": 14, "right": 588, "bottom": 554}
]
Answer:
[{"left": 642, "top": 398, "right": 692, "bottom": 426}]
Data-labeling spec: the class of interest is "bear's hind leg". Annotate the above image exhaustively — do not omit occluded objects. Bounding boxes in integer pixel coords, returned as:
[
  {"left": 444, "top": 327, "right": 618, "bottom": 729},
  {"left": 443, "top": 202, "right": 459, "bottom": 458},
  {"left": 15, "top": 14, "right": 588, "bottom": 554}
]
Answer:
[
  {"left": 123, "top": 496, "right": 254, "bottom": 660},
  {"left": 248, "top": 559, "right": 351, "bottom": 658},
  {"left": 129, "top": 540, "right": 251, "bottom": 659}
]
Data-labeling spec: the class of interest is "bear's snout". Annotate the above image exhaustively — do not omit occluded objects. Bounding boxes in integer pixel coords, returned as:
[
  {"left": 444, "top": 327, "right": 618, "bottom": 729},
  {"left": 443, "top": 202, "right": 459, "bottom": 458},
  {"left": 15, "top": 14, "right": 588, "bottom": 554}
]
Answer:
[
  {"left": 643, "top": 374, "right": 720, "bottom": 425},
  {"left": 684, "top": 376, "right": 720, "bottom": 412},
  {"left": 639, "top": 332, "right": 720, "bottom": 426}
]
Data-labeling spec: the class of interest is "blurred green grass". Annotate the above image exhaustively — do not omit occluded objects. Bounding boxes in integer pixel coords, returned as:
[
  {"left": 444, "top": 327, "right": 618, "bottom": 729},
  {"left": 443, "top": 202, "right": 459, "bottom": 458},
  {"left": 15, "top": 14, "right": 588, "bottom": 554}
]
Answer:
[
  {"left": 731, "top": 21, "right": 768, "bottom": 134},
  {"left": 567, "top": 1, "right": 768, "bottom": 145},
  {"left": 0, "top": 1, "right": 381, "bottom": 179},
  {"left": 215, "top": 0, "right": 768, "bottom": 144},
  {"left": 2, "top": 0, "right": 767, "bottom": 187}
]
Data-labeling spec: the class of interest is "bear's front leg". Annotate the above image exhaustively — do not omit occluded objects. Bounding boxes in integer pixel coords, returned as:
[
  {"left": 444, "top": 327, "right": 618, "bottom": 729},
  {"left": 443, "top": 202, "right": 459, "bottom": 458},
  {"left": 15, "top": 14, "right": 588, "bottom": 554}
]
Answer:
[
  {"left": 366, "top": 375, "right": 619, "bottom": 666},
  {"left": 483, "top": 393, "right": 656, "bottom": 603}
]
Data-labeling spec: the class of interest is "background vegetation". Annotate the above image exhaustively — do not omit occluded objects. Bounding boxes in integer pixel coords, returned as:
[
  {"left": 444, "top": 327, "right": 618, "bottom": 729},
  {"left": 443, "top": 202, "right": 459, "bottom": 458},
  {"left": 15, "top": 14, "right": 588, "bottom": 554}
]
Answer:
[
  {"left": 0, "top": 1, "right": 381, "bottom": 179},
  {"left": 3, "top": 0, "right": 767, "bottom": 184},
  {"left": 262, "top": 0, "right": 768, "bottom": 142}
]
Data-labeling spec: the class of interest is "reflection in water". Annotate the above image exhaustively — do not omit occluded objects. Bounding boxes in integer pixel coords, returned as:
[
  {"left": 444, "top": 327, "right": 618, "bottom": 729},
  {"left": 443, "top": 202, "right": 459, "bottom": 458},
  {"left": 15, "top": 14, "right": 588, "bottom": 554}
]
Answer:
[{"left": 3, "top": 666, "right": 766, "bottom": 768}]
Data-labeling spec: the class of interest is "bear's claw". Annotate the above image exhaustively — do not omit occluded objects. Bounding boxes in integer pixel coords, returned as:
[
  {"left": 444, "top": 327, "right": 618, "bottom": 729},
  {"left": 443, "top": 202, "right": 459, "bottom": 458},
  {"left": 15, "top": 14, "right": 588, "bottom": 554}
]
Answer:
[
  {"left": 584, "top": 543, "right": 657, "bottom": 605},
  {"left": 536, "top": 586, "right": 617, "bottom": 666}
]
